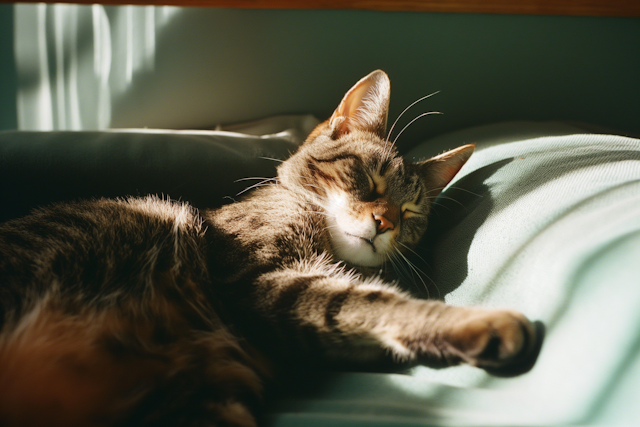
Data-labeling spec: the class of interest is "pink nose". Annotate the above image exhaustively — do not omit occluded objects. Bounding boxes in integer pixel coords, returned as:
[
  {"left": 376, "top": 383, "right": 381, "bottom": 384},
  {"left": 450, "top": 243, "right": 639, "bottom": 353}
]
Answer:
[{"left": 373, "top": 214, "right": 394, "bottom": 234}]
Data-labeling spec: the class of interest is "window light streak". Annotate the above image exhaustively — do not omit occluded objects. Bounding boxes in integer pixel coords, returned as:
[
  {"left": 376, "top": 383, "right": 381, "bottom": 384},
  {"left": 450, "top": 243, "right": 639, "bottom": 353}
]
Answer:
[
  {"left": 17, "top": 3, "right": 55, "bottom": 130},
  {"left": 67, "top": 5, "right": 82, "bottom": 130},
  {"left": 145, "top": 6, "right": 155, "bottom": 71},
  {"left": 15, "top": 3, "right": 183, "bottom": 130},
  {"left": 159, "top": 5, "right": 180, "bottom": 25},
  {"left": 35, "top": 4, "right": 53, "bottom": 130},
  {"left": 125, "top": 6, "right": 133, "bottom": 85},
  {"left": 92, "top": 4, "right": 112, "bottom": 129},
  {"left": 53, "top": 6, "right": 67, "bottom": 129}
]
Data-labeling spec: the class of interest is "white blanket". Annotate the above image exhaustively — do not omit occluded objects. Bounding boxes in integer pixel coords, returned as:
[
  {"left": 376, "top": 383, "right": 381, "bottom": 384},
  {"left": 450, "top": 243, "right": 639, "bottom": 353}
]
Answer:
[{"left": 269, "top": 122, "right": 640, "bottom": 426}]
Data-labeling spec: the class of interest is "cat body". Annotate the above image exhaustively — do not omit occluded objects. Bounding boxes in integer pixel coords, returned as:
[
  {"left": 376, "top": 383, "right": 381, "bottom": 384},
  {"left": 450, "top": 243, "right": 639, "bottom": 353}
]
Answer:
[{"left": 0, "top": 71, "right": 535, "bottom": 427}]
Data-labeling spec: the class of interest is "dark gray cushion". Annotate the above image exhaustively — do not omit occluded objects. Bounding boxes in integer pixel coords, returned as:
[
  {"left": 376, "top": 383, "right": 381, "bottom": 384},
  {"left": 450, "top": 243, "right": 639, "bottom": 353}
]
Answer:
[{"left": 0, "top": 129, "right": 299, "bottom": 222}]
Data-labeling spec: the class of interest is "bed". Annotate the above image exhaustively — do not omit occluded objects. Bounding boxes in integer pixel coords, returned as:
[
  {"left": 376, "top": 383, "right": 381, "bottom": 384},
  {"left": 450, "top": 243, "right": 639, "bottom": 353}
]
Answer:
[{"left": 2, "top": 1, "right": 640, "bottom": 425}]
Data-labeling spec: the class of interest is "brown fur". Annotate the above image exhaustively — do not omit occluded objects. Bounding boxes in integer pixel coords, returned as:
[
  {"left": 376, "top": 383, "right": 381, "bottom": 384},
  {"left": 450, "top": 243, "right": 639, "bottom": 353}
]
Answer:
[{"left": 0, "top": 71, "right": 536, "bottom": 426}]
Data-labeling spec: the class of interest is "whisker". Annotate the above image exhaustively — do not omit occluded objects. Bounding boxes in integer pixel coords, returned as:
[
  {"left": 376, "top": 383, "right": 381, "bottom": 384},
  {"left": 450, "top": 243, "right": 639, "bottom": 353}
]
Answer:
[
  {"left": 234, "top": 176, "right": 277, "bottom": 183},
  {"left": 386, "top": 252, "right": 409, "bottom": 286},
  {"left": 394, "top": 247, "right": 430, "bottom": 298},
  {"left": 424, "top": 185, "right": 448, "bottom": 196},
  {"left": 428, "top": 200, "right": 454, "bottom": 215},
  {"left": 385, "top": 92, "right": 440, "bottom": 157},
  {"left": 426, "top": 185, "right": 483, "bottom": 200},
  {"left": 432, "top": 196, "right": 466, "bottom": 208},
  {"left": 393, "top": 248, "right": 420, "bottom": 283},
  {"left": 387, "top": 112, "right": 443, "bottom": 161},
  {"left": 396, "top": 243, "right": 440, "bottom": 298},
  {"left": 446, "top": 186, "right": 483, "bottom": 197},
  {"left": 259, "top": 156, "right": 285, "bottom": 163},
  {"left": 391, "top": 251, "right": 416, "bottom": 286},
  {"left": 239, "top": 183, "right": 273, "bottom": 194},
  {"left": 397, "top": 242, "right": 429, "bottom": 267},
  {"left": 236, "top": 178, "right": 277, "bottom": 196},
  {"left": 396, "top": 244, "right": 440, "bottom": 296}
]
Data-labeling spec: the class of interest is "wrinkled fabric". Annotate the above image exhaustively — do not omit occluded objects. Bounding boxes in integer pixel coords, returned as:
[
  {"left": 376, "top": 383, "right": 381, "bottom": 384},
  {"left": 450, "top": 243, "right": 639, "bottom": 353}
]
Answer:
[
  {"left": 271, "top": 122, "right": 640, "bottom": 426},
  {"left": 2, "top": 121, "right": 639, "bottom": 425},
  {"left": 0, "top": 118, "right": 312, "bottom": 222}
]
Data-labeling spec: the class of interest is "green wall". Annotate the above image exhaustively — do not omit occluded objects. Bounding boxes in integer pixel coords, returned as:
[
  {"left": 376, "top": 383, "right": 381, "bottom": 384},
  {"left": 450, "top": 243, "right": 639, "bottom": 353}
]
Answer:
[
  {"left": 0, "top": 4, "right": 17, "bottom": 131},
  {"left": 110, "top": 8, "right": 640, "bottom": 145},
  {"left": 3, "top": 5, "right": 640, "bottom": 145}
]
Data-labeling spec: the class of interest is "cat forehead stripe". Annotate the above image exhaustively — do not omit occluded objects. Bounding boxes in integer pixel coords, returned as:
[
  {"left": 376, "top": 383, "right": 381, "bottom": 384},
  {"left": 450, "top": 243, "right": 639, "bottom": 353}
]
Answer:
[{"left": 310, "top": 153, "right": 361, "bottom": 163}]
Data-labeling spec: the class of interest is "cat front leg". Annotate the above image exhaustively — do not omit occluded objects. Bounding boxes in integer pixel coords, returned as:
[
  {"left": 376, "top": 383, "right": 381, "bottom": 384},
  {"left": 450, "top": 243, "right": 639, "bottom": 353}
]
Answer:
[
  {"left": 251, "top": 266, "right": 537, "bottom": 372},
  {"left": 325, "top": 286, "right": 537, "bottom": 371}
]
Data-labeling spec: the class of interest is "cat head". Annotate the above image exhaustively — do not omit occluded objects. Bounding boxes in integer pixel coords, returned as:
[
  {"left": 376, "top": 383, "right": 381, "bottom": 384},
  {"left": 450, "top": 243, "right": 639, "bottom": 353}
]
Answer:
[{"left": 278, "top": 70, "right": 474, "bottom": 268}]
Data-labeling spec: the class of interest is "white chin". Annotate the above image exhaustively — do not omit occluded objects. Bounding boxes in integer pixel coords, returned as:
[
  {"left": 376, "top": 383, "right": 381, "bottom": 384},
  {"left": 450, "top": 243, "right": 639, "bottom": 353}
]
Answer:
[{"left": 330, "top": 232, "right": 385, "bottom": 268}]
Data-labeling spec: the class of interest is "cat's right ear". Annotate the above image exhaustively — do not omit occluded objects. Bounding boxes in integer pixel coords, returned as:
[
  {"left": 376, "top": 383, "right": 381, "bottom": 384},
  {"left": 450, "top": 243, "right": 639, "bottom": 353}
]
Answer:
[{"left": 327, "top": 70, "right": 391, "bottom": 140}]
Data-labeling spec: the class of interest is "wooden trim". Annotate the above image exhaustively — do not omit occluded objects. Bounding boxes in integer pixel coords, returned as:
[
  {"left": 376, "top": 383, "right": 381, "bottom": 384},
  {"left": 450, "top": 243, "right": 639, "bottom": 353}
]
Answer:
[{"left": 5, "top": 0, "right": 640, "bottom": 17}]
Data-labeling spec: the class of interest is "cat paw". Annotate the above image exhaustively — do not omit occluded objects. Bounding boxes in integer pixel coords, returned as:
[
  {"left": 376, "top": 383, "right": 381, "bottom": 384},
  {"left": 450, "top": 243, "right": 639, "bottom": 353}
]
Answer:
[{"left": 442, "top": 309, "right": 538, "bottom": 373}]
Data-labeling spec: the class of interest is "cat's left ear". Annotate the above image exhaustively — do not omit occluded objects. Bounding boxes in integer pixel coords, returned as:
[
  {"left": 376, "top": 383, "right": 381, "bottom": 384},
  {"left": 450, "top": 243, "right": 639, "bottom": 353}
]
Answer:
[
  {"left": 417, "top": 144, "right": 475, "bottom": 196},
  {"left": 328, "top": 70, "right": 390, "bottom": 139}
]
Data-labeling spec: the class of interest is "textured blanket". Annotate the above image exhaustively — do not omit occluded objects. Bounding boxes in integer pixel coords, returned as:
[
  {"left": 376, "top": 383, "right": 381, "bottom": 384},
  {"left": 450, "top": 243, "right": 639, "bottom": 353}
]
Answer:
[
  {"left": 270, "top": 121, "right": 640, "bottom": 426},
  {"left": 2, "top": 120, "right": 638, "bottom": 425}
]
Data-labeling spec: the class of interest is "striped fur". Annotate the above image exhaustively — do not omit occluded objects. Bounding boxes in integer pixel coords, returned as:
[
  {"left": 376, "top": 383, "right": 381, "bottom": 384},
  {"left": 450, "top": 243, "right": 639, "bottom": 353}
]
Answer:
[{"left": 0, "top": 71, "right": 535, "bottom": 426}]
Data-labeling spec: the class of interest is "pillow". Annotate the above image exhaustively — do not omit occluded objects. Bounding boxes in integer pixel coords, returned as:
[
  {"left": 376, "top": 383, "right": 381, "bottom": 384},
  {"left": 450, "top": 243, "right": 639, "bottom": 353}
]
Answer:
[
  {"left": 407, "top": 121, "right": 640, "bottom": 424},
  {"left": 268, "top": 121, "right": 640, "bottom": 426},
  {"left": 0, "top": 116, "right": 318, "bottom": 222}
]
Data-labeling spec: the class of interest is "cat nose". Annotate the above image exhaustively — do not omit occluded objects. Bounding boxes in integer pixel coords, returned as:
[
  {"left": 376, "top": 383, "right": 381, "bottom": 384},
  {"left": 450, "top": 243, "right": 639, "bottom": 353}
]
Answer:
[{"left": 373, "top": 214, "right": 395, "bottom": 234}]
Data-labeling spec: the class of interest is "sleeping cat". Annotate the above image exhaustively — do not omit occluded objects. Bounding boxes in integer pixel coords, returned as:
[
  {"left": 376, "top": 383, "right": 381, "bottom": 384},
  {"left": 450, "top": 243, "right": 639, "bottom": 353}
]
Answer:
[{"left": 0, "top": 70, "right": 536, "bottom": 427}]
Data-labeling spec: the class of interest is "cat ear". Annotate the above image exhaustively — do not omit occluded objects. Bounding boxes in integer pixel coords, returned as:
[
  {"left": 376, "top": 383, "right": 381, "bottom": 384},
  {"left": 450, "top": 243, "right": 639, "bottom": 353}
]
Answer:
[
  {"left": 328, "top": 70, "right": 390, "bottom": 139},
  {"left": 417, "top": 144, "right": 475, "bottom": 196}
]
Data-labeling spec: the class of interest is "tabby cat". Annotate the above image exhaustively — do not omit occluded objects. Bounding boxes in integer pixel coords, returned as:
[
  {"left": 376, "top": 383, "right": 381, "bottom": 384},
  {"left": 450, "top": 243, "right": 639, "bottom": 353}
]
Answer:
[{"left": 0, "top": 70, "right": 535, "bottom": 427}]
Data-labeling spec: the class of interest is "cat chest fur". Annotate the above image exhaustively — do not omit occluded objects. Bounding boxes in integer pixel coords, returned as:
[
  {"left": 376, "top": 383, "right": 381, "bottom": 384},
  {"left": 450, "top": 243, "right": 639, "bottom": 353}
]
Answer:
[{"left": 205, "top": 184, "right": 333, "bottom": 283}]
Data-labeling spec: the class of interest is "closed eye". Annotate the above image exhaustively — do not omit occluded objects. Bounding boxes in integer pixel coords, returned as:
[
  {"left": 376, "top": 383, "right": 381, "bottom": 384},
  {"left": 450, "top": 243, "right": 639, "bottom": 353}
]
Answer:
[
  {"left": 402, "top": 209, "right": 422, "bottom": 220},
  {"left": 401, "top": 202, "right": 424, "bottom": 219},
  {"left": 366, "top": 174, "right": 375, "bottom": 193},
  {"left": 363, "top": 173, "right": 387, "bottom": 201},
  {"left": 362, "top": 174, "right": 377, "bottom": 201}
]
